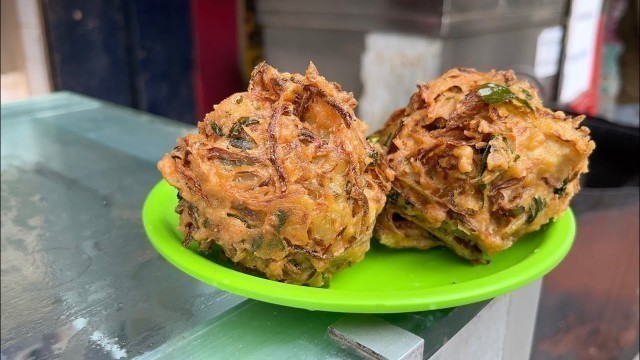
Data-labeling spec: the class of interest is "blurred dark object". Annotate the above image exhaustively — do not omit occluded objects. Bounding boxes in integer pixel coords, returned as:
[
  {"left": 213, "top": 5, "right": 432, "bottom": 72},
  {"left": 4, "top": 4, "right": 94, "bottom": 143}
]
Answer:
[
  {"left": 240, "top": 0, "right": 264, "bottom": 86},
  {"left": 532, "top": 186, "right": 639, "bottom": 360},
  {"left": 191, "top": 0, "right": 242, "bottom": 121},
  {"left": 616, "top": 0, "right": 639, "bottom": 105},
  {"left": 42, "top": 1, "right": 132, "bottom": 106},
  {"left": 576, "top": 113, "right": 640, "bottom": 187},
  {"left": 125, "top": 0, "right": 195, "bottom": 123},
  {"left": 42, "top": 0, "right": 196, "bottom": 123}
]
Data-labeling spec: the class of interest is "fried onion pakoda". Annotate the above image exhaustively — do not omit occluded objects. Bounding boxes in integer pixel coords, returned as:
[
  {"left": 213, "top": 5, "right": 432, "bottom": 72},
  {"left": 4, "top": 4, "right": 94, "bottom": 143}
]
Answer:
[
  {"left": 371, "top": 68, "right": 595, "bottom": 263},
  {"left": 158, "top": 62, "right": 392, "bottom": 287}
]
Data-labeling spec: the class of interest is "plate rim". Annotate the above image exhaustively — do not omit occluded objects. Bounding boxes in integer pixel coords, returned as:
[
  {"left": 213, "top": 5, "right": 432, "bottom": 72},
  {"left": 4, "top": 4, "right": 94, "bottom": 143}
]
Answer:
[{"left": 142, "top": 179, "right": 575, "bottom": 313}]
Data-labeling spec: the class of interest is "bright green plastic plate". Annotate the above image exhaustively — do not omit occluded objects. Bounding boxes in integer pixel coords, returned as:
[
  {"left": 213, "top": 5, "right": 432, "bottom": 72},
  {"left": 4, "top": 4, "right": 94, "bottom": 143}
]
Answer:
[{"left": 143, "top": 180, "right": 575, "bottom": 313}]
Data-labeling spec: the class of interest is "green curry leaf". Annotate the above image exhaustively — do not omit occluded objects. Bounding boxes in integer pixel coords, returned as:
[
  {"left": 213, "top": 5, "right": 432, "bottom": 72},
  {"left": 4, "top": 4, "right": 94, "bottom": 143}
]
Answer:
[
  {"left": 477, "top": 83, "right": 534, "bottom": 111},
  {"left": 477, "top": 83, "right": 516, "bottom": 104}
]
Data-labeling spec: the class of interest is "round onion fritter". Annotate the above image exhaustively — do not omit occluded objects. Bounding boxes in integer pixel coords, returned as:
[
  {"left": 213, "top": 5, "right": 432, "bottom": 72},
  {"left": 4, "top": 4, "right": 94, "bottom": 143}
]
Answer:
[
  {"left": 158, "top": 62, "right": 392, "bottom": 287},
  {"left": 371, "top": 68, "right": 595, "bottom": 263}
]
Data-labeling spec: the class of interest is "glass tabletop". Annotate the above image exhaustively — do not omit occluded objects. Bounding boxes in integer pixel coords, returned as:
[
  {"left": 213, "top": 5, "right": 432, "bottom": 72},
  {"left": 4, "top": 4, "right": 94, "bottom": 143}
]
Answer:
[{"left": 0, "top": 92, "right": 486, "bottom": 359}]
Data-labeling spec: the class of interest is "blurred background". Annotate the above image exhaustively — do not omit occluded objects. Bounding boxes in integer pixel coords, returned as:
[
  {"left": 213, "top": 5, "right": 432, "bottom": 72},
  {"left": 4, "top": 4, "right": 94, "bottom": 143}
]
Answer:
[
  {"left": 1, "top": 0, "right": 638, "bottom": 359},
  {"left": 2, "top": 0, "right": 638, "bottom": 127}
]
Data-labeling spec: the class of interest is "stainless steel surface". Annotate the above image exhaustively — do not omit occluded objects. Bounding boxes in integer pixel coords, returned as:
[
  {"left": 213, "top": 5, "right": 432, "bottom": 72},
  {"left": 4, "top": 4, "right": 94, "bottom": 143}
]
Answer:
[
  {"left": 441, "top": 27, "right": 557, "bottom": 101},
  {"left": 261, "top": 28, "right": 366, "bottom": 97},
  {"left": 256, "top": 0, "right": 444, "bottom": 34},
  {"left": 428, "top": 280, "right": 542, "bottom": 359},
  {"left": 256, "top": 0, "right": 565, "bottom": 36},
  {"left": 261, "top": 26, "right": 558, "bottom": 101},
  {"left": 442, "top": 0, "right": 566, "bottom": 37},
  {"left": 256, "top": 0, "right": 567, "bottom": 112},
  {"left": 328, "top": 315, "right": 424, "bottom": 360},
  {"left": 0, "top": 92, "right": 490, "bottom": 359},
  {"left": 503, "top": 279, "right": 543, "bottom": 360}
]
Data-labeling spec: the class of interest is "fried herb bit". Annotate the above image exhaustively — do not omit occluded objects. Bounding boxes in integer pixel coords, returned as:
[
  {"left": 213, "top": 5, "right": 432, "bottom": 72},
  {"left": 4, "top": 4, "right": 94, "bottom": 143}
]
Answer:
[
  {"left": 320, "top": 273, "right": 331, "bottom": 288},
  {"left": 514, "top": 97, "right": 534, "bottom": 111},
  {"left": 383, "top": 134, "right": 393, "bottom": 147},
  {"left": 401, "top": 198, "right": 414, "bottom": 209},
  {"left": 235, "top": 96, "right": 243, "bottom": 104},
  {"left": 274, "top": 209, "right": 289, "bottom": 232},
  {"left": 477, "top": 83, "right": 533, "bottom": 111},
  {"left": 229, "top": 117, "right": 260, "bottom": 137},
  {"left": 554, "top": 179, "right": 569, "bottom": 196},
  {"left": 522, "top": 88, "right": 533, "bottom": 100},
  {"left": 368, "top": 136, "right": 380, "bottom": 143},
  {"left": 298, "top": 128, "right": 316, "bottom": 143},
  {"left": 387, "top": 190, "right": 400, "bottom": 203},
  {"left": 229, "top": 137, "right": 255, "bottom": 150},
  {"left": 221, "top": 159, "right": 253, "bottom": 166},
  {"left": 227, "top": 117, "right": 260, "bottom": 150},
  {"left": 206, "top": 147, "right": 257, "bottom": 166},
  {"left": 211, "top": 122, "right": 224, "bottom": 136},
  {"left": 477, "top": 144, "right": 492, "bottom": 179},
  {"left": 368, "top": 150, "right": 379, "bottom": 166},
  {"left": 227, "top": 213, "right": 256, "bottom": 229},
  {"left": 183, "top": 233, "right": 195, "bottom": 247},
  {"left": 526, "top": 196, "right": 547, "bottom": 224},
  {"left": 511, "top": 206, "right": 525, "bottom": 217},
  {"left": 249, "top": 237, "right": 262, "bottom": 252}
]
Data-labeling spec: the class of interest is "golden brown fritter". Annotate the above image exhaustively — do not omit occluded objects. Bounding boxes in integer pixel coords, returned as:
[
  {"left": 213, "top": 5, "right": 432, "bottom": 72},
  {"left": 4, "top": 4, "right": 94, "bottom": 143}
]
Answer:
[
  {"left": 158, "top": 62, "right": 392, "bottom": 287},
  {"left": 371, "top": 68, "right": 595, "bottom": 263}
]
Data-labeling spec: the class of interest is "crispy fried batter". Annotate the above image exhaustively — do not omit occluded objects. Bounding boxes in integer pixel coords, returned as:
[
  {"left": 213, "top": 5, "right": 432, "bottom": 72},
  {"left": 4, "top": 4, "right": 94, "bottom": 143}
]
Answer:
[
  {"left": 372, "top": 68, "right": 595, "bottom": 263},
  {"left": 158, "top": 62, "right": 393, "bottom": 287}
]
